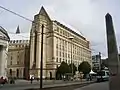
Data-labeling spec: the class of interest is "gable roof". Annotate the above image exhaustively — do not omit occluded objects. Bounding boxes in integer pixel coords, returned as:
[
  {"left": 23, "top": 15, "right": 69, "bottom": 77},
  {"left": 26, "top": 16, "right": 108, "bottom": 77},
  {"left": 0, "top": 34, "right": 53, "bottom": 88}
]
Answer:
[
  {"left": 39, "top": 6, "right": 51, "bottom": 21},
  {"left": 40, "top": 6, "right": 85, "bottom": 38}
]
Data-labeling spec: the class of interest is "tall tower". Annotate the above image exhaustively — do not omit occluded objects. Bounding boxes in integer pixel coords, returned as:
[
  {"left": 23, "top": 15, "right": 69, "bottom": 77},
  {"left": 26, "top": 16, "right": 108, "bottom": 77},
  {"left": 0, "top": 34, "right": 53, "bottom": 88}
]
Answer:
[
  {"left": 29, "top": 6, "right": 53, "bottom": 78},
  {"left": 105, "top": 13, "right": 120, "bottom": 90}
]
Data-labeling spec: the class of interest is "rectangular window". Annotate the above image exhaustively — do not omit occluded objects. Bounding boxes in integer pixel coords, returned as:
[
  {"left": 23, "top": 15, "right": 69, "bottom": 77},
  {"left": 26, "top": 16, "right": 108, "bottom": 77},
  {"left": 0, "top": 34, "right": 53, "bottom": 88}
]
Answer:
[
  {"left": 63, "top": 52, "right": 64, "bottom": 57},
  {"left": 60, "top": 58, "right": 61, "bottom": 63},
  {"left": 17, "top": 61, "right": 20, "bottom": 65},
  {"left": 10, "top": 61, "right": 12, "bottom": 65},
  {"left": 11, "top": 56, "right": 12, "bottom": 60},
  {"left": 66, "top": 60, "right": 67, "bottom": 63},
  {"left": 56, "top": 50, "right": 58, "bottom": 56},
  {"left": 56, "top": 44, "right": 58, "bottom": 48},
  {"left": 56, "top": 57, "right": 58, "bottom": 62},
  {"left": 68, "top": 54, "right": 70, "bottom": 58},
  {"left": 60, "top": 52, "right": 61, "bottom": 57}
]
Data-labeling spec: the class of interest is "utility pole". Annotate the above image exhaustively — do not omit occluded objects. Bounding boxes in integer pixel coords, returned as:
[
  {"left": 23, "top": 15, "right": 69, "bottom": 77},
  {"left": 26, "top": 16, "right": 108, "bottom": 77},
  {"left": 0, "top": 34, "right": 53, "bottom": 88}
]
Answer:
[
  {"left": 40, "top": 24, "right": 44, "bottom": 89},
  {"left": 99, "top": 52, "right": 101, "bottom": 71}
]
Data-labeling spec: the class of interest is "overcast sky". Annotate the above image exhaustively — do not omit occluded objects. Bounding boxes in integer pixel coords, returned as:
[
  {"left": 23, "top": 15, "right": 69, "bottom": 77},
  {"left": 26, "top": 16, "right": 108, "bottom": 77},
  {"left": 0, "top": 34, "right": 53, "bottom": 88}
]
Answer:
[{"left": 0, "top": 0, "right": 120, "bottom": 58}]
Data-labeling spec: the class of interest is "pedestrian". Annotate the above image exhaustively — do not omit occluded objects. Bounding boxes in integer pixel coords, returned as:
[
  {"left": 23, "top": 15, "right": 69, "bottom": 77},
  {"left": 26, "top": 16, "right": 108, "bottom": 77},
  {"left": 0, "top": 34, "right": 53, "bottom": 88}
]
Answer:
[
  {"left": 89, "top": 74, "right": 92, "bottom": 81},
  {"left": 30, "top": 76, "right": 33, "bottom": 84}
]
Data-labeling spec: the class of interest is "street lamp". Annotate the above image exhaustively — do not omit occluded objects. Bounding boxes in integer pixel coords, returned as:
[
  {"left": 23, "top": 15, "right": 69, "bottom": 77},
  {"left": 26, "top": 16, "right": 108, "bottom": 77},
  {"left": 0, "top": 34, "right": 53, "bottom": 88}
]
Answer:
[{"left": 68, "top": 36, "right": 74, "bottom": 76}]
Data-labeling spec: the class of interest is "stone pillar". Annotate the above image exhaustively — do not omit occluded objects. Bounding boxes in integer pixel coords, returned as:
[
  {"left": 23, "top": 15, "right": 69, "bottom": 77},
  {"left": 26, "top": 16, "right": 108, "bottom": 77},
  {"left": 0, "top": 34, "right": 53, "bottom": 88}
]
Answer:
[
  {"left": 105, "top": 13, "right": 120, "bottom": 90},
  {"left": 30, "top": 31, "right": 35, "bottom": 69},
  {"left": 0, "top": 45, "right": 7, "bottom": 77},
  {"left": 36, "top": 32, "right": 41, "bottom": 69}
]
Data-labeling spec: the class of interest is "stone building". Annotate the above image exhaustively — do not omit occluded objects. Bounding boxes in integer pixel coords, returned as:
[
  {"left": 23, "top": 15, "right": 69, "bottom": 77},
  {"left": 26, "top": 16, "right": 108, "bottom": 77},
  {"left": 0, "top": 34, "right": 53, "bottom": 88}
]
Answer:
[
  {"left": 0, "top": 26, "right": 10, "bottom": 78},
  {"left": 92, "top": 54, "right": 101, "bottom": 72},
  {"left": 29, "top": 6, "right": 92, "bottom": 79},
  {"left": 7, "top": 26, "right": 30, "bottom": 79}
]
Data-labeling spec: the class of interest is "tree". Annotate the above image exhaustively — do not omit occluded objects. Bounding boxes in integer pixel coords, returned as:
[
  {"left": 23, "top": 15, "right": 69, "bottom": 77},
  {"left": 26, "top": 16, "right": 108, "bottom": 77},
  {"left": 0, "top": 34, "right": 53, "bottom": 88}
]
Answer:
[
  {"left": 69, "top": 63, "right": 77, "bottom": 75},
  {"left": 56, "top": 61, "right": 70, "bottom": 79},
  {"left": 78, "top": 61, "right": 91, "bottom": 75}
]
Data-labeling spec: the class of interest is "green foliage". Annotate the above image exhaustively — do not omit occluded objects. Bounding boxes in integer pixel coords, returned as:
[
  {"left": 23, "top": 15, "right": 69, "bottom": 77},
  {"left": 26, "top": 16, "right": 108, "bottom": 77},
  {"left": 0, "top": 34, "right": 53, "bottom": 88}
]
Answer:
[
  {"left": 56, "top": 61, "right": 70, "bottom": 75},
  {"left": 69, "top": 63, "right": 77, "bottom": 75},
  {"left": 78, "top": 61, "right": 91, "bottom": 74}
]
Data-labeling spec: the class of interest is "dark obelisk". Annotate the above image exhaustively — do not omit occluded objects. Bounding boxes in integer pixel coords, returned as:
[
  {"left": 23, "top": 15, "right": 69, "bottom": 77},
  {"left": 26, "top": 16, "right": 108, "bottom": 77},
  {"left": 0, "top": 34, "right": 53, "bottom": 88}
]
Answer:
[{"left": 105, "top": 13, "right": 120, "bottom": 90}]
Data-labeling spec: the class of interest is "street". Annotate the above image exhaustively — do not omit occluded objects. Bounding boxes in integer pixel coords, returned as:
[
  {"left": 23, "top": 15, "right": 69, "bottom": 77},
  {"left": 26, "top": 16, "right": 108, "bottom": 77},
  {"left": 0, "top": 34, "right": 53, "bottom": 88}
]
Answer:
[
  {"left": 0, "top": 79, "right": 94, "bottom": 90},
  {"left": 75, "top": 81, "right": 109, "bottom": 90}
]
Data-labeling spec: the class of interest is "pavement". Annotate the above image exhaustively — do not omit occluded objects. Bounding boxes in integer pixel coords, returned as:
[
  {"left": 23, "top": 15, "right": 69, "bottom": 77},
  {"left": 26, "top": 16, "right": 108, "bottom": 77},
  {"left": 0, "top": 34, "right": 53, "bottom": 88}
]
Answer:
[
  {"left": 0, "top": 79, "right": 95, "bottom": 90},
  {"left": 74, "top": 81, "right": 109, "bottom": 90}
]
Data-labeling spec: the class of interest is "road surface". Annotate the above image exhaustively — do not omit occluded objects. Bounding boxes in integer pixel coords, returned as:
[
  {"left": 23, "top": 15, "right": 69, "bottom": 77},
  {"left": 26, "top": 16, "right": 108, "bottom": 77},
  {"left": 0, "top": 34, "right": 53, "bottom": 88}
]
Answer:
[
  {"left": 0, "top": 80, "right": 94, "bottom": 90},
  {"left": 75, "top": 81, "right": 109, "bottom": 90}
]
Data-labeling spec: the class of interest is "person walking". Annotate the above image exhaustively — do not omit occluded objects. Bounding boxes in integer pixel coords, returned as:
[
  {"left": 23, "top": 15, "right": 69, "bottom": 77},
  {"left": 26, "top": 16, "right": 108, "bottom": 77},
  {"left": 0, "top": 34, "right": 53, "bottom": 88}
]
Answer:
[{"left": 30, "top": 76, "right": 34, "bottom": 84}]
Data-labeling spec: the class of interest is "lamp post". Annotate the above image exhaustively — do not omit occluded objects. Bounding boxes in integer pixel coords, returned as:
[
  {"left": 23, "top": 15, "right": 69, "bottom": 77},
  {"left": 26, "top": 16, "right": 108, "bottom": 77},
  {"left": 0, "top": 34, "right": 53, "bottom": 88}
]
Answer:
[
  {"left": 99, "top": 52, "right": 101, "bottom": 71},
  {"left": 68, "top": 37, "right": 74, "bottom": 76}
]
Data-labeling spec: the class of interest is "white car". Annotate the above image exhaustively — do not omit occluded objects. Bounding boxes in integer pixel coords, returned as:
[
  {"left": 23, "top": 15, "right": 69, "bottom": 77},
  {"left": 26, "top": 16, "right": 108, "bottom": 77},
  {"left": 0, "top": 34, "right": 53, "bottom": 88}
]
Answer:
[{"left": 97, "top": 70, "right": 109, "bottom": 82}]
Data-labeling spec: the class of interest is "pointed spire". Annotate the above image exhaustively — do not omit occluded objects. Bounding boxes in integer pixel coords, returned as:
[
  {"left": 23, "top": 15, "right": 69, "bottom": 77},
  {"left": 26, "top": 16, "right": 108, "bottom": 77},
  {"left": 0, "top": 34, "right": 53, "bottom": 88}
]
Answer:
[
  {"left": 105, "top": 13, "right": 112, "bottom": 19},
  {"left": 39, "top": 6, "right": 51, "bottom": 20},
  {"left": 106, "top": 13, "right": 111, "bottom": 16},
  {"left": 39, "top": 6, "right": 46, "bottom": 14},
  {"left": 16, "top": 25, "right": 20, "bottom": 34}
]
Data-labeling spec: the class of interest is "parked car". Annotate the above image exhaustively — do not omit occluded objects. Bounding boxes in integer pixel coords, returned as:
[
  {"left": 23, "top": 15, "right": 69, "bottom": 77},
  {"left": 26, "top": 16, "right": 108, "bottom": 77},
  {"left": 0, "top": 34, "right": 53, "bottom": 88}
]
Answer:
[{"left": 96, "top": 70, "right": 109, "bottom": 82}]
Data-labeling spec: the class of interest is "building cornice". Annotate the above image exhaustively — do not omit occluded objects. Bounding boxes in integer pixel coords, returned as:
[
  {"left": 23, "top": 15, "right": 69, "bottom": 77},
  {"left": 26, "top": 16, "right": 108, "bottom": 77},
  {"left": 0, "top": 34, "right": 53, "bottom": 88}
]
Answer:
[{"left": 53, "top": 20, "right": 86, "bottom": 40}]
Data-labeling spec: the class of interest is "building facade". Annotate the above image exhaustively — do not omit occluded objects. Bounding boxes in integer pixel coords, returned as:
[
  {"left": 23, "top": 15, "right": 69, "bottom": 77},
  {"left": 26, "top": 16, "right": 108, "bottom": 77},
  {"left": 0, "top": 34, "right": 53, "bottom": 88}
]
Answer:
[
  {"left": 0, "top": 26, "right": 10, "bottom": 78},
  {"left": 92, "top": 54, "right": 101, "bottom": 72},
  {"left": 7, "top": 27, "right": 30, "bottom": 79},
  {"left": 29, "top": 7, "right": 92, "bottom": 79}
]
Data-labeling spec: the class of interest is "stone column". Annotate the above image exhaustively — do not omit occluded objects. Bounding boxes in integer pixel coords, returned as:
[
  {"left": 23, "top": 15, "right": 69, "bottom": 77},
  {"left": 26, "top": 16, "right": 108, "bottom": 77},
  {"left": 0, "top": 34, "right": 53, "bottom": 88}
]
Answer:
[
  {"left": 30, "top": 31, "right": 35, "bottom": 69},
  {"left": 0, "top": 45, "right": 7, "bottom": 77},
  {"left": 36, "top": 32, "right": 41, "bottom": 69},
  {"left": 105, "top": 13, "right": 120, "bottom": 90}
]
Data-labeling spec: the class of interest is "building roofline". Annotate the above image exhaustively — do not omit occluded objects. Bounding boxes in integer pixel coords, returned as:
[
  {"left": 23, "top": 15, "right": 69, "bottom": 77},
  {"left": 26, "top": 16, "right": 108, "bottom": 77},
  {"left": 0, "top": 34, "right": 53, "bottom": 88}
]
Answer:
[
  {"left": 53, "top": 20, "right": 86, "bottom": 40},
  {"left": 0, "top": 26, "right": 10, "bottom": 41}
]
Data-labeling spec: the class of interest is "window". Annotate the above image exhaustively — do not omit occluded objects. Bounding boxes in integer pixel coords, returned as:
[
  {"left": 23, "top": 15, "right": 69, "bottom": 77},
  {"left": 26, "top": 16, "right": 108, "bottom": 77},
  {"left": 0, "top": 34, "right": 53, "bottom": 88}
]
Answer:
[
  {"left": 17, "top": 55, "right": 19, "bottom": 59},
  {"left": 60, "top": 58, "right": 61, "bottom": 62},
  {"left": 56, "top": 50, "right": 58, "bottom": 56},
  {"left": 60, "top": 52, "right": 61, "bottom": 57},
  {"left": 66, "top": 60, "right": 67, "bottom": 63},
  {"left": 60, "top": 29, "right": 62, "bottom": 34},
  {"left": 10, "top": 69, "right": 12, "bottom": 76},
  {"left": 56, "top": 57, "right": 58, "bottom": 62},
  {"left": 10, "top": 61, "right": 12, "bottom": 65},
  {"left": 17, "top": 60, "right": 20, "bottom": 65},
  {"left": 63, "top": 52, "right": 64, "bottom": 57},
  {"left": 16, "top": 69, "right": 19, "bottom": 78},
  {"left": 57, "top": 27, "right": 59, "bottom": 32},
  {"left": 56, "top": 44, "right": 58, "bottom": 48},
  {"left": 68, "top": 54, "right": 70, "bottom": 58},
  {"left": 11, "top": 56, "right": 12, "bottom": 60}
]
